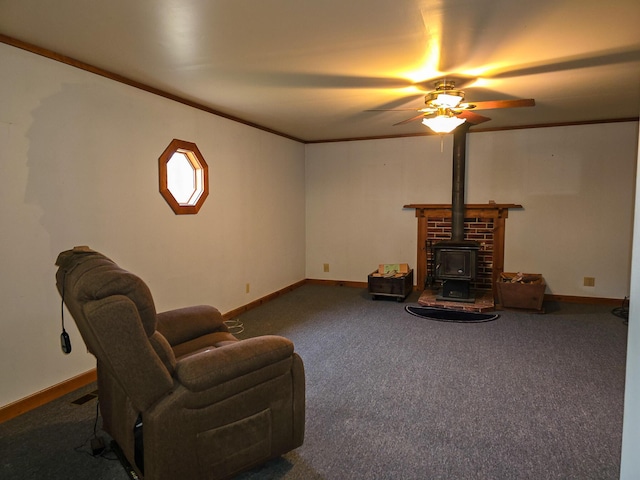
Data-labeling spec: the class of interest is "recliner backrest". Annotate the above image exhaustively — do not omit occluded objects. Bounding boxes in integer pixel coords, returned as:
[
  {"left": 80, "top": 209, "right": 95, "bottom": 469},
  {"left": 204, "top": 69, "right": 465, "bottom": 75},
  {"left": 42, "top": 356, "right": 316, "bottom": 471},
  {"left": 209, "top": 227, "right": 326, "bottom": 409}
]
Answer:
[
  {"left": 56, "top": 247, "right": 175, "bottom": 411},
  {"left": 56, "top": 249, "right": 157, "bottom": 335}
]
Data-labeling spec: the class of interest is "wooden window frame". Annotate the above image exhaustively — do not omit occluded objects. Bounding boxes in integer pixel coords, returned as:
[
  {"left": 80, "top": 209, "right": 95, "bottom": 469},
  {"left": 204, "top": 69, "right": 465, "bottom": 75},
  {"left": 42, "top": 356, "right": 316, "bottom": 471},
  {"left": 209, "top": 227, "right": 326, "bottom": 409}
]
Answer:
[{"left": 159, "top": 139, "right": 209, "bottom": 214}]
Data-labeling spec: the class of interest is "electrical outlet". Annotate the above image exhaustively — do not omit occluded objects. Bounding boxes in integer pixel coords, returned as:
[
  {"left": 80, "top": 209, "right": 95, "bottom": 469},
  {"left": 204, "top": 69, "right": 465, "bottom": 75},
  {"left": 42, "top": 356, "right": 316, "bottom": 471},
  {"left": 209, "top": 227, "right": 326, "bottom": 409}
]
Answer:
[
  {"left": 246, "top": 283, "right": 250, "bottom": 293},
  {"left": 323, "top": 263, "right": 330, "bottom": 272},
  {"left": 583, "top": 277, "right": 595, "bottom": 287}
]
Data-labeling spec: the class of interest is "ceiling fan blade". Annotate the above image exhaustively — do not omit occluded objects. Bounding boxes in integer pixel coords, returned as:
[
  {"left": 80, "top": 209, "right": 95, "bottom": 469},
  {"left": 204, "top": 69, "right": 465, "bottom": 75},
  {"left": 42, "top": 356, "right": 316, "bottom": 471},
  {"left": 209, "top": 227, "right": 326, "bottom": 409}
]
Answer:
[
  {"left": 393, "top": 113, "right": 425, "bottom": 126},
  {"left": 248, "top": 72, "right": 413, "bottom": 89},
  {"left": 366, "top": 94, "right": 424, "bottom": 112},
  {"left": 457, "top": 110, "right": 491, "bottom": 125},
  {"left": 367, "top": 108, "right": 423, "bottom": 112},
  {"left": 468, "top": 98, "right": 535, "bottom": 110},
  {"left": 486, "top": 47, "right": 640, "bottom": 80}
]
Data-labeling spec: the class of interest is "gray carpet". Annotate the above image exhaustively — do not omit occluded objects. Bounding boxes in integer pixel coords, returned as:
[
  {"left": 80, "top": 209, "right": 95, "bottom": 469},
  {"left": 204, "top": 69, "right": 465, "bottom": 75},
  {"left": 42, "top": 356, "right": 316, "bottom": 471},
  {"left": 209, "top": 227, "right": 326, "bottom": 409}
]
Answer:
[
  {"left": 0, "top": 285, "right": 628, "bottom": 479},
  {"left": 0, "top": 385, "right": 125, "bottom": 479}
]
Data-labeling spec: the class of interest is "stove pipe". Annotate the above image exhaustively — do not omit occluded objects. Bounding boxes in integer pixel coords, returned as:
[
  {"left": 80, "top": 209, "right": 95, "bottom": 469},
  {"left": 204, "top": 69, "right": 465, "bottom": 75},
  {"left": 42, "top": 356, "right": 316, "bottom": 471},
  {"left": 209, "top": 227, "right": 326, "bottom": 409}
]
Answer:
[{"left": 451, "top": 123, "right": 470, "bottom": 241}]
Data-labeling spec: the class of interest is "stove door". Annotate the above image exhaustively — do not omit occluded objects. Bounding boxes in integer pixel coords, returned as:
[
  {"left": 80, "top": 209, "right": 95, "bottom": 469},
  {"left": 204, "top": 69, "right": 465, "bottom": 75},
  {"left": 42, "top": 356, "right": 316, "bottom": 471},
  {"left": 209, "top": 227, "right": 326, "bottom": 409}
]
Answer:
[{"left": 435, "top": 248, "right": 477, "bottom": 281}]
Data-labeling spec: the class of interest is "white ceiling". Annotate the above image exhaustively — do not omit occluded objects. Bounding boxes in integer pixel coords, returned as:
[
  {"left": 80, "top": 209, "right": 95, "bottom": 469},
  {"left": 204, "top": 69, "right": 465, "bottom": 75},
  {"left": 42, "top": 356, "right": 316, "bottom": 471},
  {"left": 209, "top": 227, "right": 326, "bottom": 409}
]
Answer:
[{"left": 1, "top": 0, "right": 639, "bottom": 142}]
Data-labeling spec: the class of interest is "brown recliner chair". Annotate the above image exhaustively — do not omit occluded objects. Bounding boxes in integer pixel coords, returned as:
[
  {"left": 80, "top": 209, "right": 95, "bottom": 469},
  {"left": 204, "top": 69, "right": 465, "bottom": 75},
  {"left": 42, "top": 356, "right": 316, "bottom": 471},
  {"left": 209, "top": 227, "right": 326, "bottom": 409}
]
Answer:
[{"left": 55, "top": 247, "right": 305, "bottom": 480}]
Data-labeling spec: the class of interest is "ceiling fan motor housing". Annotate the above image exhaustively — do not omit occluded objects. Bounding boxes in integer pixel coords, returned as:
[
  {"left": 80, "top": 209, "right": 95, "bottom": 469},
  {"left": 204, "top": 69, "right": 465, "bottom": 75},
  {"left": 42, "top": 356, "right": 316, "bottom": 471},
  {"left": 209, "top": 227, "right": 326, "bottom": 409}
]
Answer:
[{"left": 425, "top": 81, "right": 466, "bottom": 109}]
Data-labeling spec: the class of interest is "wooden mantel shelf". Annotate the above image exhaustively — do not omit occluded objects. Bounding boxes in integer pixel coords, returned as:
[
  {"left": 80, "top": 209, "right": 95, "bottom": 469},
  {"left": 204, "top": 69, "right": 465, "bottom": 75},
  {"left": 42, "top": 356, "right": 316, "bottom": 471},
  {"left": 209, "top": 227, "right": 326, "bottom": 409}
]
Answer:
[{"left": 404, "top": 203, "right": 523, "bottom": 218}]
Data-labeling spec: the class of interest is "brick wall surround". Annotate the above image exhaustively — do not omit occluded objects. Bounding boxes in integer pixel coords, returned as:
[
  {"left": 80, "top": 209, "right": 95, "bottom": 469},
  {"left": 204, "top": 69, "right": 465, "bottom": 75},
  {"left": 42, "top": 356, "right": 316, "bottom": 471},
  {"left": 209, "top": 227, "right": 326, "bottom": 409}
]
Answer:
[
  {"left": 426, "top": 216, "right": 495, "bottom": 290},
  {"left": 404, "top": 203, "right": 523, "bottom": 299}
]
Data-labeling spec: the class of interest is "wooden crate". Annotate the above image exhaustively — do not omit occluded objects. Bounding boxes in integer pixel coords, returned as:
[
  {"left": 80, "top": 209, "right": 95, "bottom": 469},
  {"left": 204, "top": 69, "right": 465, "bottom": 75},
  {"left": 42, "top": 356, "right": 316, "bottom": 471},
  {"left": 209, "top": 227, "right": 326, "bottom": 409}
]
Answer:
[
  {"left": 496, "top": 272, "right": 546, "bottom": 312},
  {"left": 377, "top": 263, "right": 410, "bottom": 275},
  {"left": 368, "top": 269, "right": 414, "bottom": 302}
]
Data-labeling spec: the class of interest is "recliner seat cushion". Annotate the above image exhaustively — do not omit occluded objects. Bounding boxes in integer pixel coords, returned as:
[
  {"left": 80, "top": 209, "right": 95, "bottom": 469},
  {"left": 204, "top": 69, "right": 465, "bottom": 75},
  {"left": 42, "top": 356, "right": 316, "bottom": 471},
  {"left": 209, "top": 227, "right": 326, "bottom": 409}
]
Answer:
[{"left": 172, "top": 332, "right": 238, "bottom": 359}]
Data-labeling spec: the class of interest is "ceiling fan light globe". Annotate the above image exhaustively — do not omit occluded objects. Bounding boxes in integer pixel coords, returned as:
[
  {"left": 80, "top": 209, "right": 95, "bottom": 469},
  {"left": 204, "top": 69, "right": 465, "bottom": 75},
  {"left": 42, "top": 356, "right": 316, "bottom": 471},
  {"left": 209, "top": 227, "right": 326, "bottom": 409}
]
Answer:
[{"left": 422, "top": 115, "right": 466, "bottom": 133}]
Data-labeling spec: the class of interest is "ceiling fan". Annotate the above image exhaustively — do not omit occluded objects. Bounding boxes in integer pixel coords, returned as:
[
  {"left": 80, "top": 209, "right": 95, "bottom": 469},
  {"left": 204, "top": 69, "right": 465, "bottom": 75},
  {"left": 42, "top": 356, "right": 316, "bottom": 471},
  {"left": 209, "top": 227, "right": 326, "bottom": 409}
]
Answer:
[{"left": 369, "top": 78, "right": 535, "bottom": 133}]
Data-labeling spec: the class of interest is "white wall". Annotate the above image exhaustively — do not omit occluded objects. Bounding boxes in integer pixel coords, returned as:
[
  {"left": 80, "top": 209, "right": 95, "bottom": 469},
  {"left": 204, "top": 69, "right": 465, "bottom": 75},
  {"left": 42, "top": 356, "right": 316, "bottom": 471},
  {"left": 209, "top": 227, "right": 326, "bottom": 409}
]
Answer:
[
  {"left": 305, "top": 135, "right": 455, "bottom": 281},
  {"left": 306, "top": 123, "right": 639, "bottom": 299},
  {"left": 0, "top": 44, "right": 306, "bottom": 407},
  {"left": 620, "top": 122, "right": 640, "bottom": 479}
]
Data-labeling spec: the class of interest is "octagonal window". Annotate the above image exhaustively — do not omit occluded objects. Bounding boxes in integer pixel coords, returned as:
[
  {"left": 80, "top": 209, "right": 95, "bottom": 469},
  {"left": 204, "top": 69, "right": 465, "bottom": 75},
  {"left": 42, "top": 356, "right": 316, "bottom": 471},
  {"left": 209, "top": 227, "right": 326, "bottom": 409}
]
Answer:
[{"left": 159, "top": 139, "right": 208, "bottom": 214}]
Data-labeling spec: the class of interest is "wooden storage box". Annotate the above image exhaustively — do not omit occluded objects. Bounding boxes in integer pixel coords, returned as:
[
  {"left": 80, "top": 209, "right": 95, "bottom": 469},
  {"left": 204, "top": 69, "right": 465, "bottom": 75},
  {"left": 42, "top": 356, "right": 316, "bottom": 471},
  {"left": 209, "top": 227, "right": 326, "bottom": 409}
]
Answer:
[
  {"left": 368, "top": 268, "right": 413, "bottom": 302},
  {"left": 496, "top": 272, "right": 546, "bottom": 311},
  {"left": 377, "top": 263, "right": 410, "bottom": 275}
]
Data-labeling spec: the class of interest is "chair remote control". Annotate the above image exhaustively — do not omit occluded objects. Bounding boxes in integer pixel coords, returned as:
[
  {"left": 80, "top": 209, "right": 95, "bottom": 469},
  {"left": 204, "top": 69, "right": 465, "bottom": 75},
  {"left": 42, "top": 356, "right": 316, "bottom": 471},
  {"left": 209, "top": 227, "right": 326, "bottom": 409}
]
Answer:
[{"left": 61, "top": 331, "right": 71, "bottom": 354}]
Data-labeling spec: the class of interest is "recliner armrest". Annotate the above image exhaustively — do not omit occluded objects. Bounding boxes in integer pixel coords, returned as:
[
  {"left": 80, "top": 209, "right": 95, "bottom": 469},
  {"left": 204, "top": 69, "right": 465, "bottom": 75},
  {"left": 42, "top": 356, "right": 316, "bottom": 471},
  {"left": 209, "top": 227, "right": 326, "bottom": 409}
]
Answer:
[
  {"left": 174, "top": 335, "right": 294, "bottom": 392},
  {"left": 157, "top": 305, "right": 227, "bottom": 347}
]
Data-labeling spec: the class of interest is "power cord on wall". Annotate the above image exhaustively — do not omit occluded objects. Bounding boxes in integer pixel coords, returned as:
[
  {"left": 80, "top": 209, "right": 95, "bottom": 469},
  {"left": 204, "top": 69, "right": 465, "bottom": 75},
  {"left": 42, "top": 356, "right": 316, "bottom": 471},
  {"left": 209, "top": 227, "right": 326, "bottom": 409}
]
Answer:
[
  {"left": 611, "top": 296, "right": 629, "bottom": 325},
  {"left": 73, "top": 399, "right": 116, "bottom": 461},
  {"left": 89, "top": 400, "right": 106, "bottom": 455}
]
